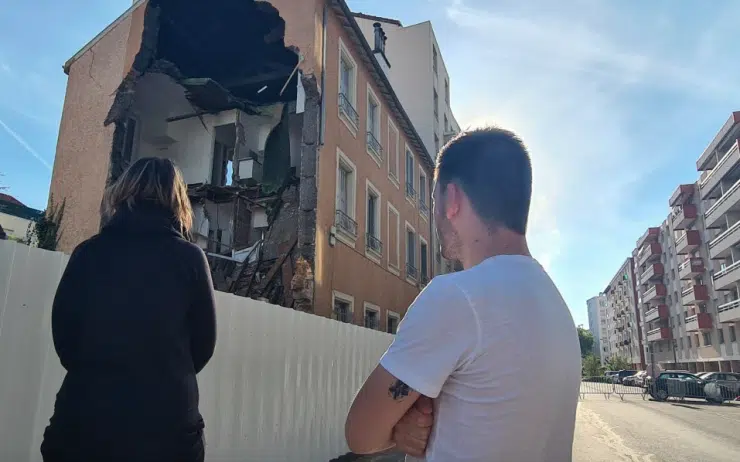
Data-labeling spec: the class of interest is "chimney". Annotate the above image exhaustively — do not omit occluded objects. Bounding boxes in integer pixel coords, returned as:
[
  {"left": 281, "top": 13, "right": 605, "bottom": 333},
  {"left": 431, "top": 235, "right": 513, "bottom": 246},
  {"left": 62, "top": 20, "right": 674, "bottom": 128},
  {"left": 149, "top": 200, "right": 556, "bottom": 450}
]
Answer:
[{"left": 372, "top": 22, "right": 391, "bottom": 70}]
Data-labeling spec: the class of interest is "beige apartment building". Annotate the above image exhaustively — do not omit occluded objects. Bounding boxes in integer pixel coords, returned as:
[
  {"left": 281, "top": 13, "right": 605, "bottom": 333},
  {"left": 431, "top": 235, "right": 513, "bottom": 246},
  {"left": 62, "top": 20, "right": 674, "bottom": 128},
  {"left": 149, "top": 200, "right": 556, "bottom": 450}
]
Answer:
[
  {"left": 48, "top": 0, "right": 438, "bottom": 332},
  {"left": 603, "top": 258, "right": 645, "bottom": 369}
]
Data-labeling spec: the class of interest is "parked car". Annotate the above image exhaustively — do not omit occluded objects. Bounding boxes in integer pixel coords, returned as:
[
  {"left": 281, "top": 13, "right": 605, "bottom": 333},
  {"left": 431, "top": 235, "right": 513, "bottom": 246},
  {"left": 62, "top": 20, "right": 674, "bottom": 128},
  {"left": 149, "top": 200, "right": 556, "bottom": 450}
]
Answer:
[
  {"left": 613, "top": 370, "right": 638, "bottom": 384},
  {"left": 649, "top": 371, "right": 737, "bottom": 403},
  {"left": 622, "top": 371, "right": 646, "bottom": 387},
  {"left": 696, "top": 372, "right": 740, "bottom": 398}
]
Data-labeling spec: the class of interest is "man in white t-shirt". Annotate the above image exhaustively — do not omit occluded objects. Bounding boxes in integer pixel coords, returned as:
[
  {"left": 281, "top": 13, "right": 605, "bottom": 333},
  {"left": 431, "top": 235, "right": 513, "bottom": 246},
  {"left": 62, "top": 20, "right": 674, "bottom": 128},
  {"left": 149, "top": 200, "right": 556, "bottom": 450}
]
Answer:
[{"left": 345, "top": 127, "right": 582, "bottom": 461}]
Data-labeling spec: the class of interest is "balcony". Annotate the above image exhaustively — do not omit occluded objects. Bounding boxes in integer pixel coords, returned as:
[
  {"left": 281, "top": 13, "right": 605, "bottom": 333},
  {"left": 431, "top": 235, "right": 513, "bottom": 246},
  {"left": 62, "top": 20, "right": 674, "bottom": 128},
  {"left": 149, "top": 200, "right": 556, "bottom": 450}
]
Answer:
[
  {"left": 705, "top": 177, "right": 740, "bottom": 228},
  {"left": 365, "top": 233, "right": 383, "bottom": 256},
  {"left": 405, "top": 182, "right": 416, "bottom": 201},
  {"left": 712, "top": 261, "right": 740, "bottom": 291},
  {"left": 718, "top": 299, "right": 740, "bottom": 323},
  {"left": 696, "top": 112, "right": 740, "bottom": 172},
  {"left": 419, "top": 200, "right": 429, "bottom": 216},
  {"left": 639, "top": 263, "right": 664, "bottom": 285},
  {"left": 675, "top": 230, "right": 701, "bottom": 255},
  {"left": 669, "top": 184, "right": 696, "bottom": 207},
  {"left": 366, "top": 131, "right": 383, "bottom": 163},
  {"left": 700, "top": 139, "right": 740, "bottom": 200},
  {"left": 646, "top": 327, "right": 671, "bottom": 342},
  {"left": 681, "top": 284, "right": 709, "bottom": 305},
  {"left": 671, "top": 204, "right": 698, "bottom": 230},
  {"left": 685, "top": 313, "right": 712, "bottom": 332},
  {"left": 708, "top": 220, "right": 740, "bottom": 259},
  {"left": 637, "top": 242, "right": 662, "bottom": 267},
  {"left": 643, "top": 283, "right": 666, "bottom": 304},
  {"left": 679, "top": 258, "right": 704, "bottom": 280},
  {"left": 644, "top": 304, "right": 669, "bottom": 323},
  {"left": 406, "top": 262, "right": 418, "bottom": 280},
  {"left": 636, "top": 227, "right": 660, "bottom": 249},
  {"left": 335, "top": 210, "right": 358, "bottom": 238},
  {"left": 338, "top": 93, "right": 359, "bottom": 128}
]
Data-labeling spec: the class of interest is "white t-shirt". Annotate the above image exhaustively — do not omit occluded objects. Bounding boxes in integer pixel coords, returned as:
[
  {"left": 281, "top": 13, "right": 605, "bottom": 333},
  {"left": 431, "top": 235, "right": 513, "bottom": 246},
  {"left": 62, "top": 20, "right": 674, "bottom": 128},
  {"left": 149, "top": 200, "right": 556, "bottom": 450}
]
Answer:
[{"left": 380, "top": 255, "right": 581, "bottom": 462}]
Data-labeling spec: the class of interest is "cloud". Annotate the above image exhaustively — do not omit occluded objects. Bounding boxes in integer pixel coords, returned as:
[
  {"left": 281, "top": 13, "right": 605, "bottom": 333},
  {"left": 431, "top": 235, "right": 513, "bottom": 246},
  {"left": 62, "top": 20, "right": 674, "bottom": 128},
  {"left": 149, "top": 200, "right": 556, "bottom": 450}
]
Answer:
[{"left": 0, "top": 118, "right": 52, "bottom": 170}]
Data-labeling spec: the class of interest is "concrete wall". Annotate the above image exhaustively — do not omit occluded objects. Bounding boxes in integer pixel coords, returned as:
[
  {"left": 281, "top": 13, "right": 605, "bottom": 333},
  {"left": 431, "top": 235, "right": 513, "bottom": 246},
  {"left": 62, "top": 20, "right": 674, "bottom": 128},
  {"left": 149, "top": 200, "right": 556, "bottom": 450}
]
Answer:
[
  {"left": 0, "top": 213, "right": 33, "bottom": 240},
  {"left": 0, "top": 241, "right": 392, "bottom": 462}
]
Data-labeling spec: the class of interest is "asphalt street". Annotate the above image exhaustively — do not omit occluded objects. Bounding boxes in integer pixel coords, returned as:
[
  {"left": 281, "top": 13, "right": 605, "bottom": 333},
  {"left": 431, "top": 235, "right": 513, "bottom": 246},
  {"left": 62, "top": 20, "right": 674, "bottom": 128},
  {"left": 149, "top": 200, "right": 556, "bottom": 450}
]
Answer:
[{"left": 574, "top": 396, "right": 740, "bottom": 461}]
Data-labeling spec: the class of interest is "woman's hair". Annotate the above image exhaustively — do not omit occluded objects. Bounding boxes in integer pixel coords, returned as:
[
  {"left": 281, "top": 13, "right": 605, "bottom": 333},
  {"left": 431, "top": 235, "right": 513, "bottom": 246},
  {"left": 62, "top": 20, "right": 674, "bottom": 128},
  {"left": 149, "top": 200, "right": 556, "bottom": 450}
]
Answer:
[{"left": 102, "top": 157, "right": 193, "bottom": 235}]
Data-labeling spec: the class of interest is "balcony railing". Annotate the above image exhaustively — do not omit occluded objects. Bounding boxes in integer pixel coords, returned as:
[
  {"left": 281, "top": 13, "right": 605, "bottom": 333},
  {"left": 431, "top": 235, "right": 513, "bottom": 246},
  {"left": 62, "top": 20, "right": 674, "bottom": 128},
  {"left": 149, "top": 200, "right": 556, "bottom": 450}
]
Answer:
[
  {"left": 678, "top": 257, "right": 704, "bottom": 280},
  {"left": 405, "top": 182, "right": 416, "bottom": 200},
  {"left": 713, "top": 260, "right": 740, "bottom": 291},
  {"left": 685, "top": 313, "right": 712, "bottom": 332},
  {"left": 420, "top": 271, "right": 429, "bottom": 285},
  {"left": 366, "top": 131, "right": 383, "bottom": 162},
  {"left": 338, "top": 93, "right": 359, "bottom": 127},
  {"left": 420, "top": 201, "right": 429, "bottom": 216},
  {"left": 708, "top": 220, "right": 740, "bottom": 259},
  {"left": 700, "top": 140, "right": 740, "bottom": 200},
  {"left": 705, "top": 177, "right": 740, "bottom": 227},
  {"left": 718, "top": 299, "right": 740, "bottom": 323},
  {"left": 335, "top": 209, "right": 358, "bottom": 238},
  {"left": 366, "top": 233, "right": 383, "bottom": 255},
  {"left": 406, "top": 262, "right": 418, "bottom": 280},
  {"left": 364, "top": 314, "right": 380, "bottom": 330}
]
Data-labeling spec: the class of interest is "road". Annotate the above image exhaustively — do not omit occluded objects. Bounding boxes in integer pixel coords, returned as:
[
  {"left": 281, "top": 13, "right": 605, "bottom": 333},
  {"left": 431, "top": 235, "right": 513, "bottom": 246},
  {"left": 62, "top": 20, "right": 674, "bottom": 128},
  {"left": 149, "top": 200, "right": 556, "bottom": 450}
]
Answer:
[{"left": 574, "top": 397, "right": 740, "bottom": 461}]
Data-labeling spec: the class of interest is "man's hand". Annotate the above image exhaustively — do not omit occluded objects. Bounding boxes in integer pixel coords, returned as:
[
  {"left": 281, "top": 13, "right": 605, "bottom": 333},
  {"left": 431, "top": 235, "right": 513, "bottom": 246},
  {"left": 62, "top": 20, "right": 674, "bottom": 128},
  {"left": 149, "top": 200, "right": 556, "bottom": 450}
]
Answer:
[{"left": 391, "top": 395, "right": 434, "bottom": 458}]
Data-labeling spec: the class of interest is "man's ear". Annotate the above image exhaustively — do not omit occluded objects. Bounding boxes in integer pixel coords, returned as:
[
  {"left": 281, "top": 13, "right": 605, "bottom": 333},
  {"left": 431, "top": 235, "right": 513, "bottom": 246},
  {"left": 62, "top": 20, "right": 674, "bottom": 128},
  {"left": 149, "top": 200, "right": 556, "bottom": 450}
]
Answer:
[{"left": 445, "top": 183, "right": 461, "bottom": 220}]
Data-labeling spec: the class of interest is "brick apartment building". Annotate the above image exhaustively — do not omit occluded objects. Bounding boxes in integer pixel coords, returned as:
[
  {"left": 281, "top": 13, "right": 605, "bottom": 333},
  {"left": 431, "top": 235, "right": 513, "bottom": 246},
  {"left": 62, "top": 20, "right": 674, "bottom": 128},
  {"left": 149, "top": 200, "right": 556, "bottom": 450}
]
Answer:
[{"left": 48, "top": 0, "right": 439, "bottom": 332}]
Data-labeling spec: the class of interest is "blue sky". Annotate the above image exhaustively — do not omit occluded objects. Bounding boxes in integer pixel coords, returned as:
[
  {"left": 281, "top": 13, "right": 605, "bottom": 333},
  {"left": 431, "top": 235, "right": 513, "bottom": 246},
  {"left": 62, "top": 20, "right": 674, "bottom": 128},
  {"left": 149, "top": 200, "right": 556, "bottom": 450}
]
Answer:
[{"left": 2, "top": 0, "right": 739, "bottom": 325}]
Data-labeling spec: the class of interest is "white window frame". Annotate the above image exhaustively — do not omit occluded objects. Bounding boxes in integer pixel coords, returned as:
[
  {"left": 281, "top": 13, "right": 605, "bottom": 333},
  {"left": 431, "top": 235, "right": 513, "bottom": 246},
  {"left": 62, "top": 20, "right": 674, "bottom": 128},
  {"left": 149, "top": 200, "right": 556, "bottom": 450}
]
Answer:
[
  {"left": 365, "top": 179, "right": 382, "bottom": 263},
  {"left": 386, "top": 310, "right": 401, "bottom": 334},
  {"left": 405, "top": 221, "right": 418, "bottom": 284},
  {"left": 366, "top": 84, "right": 383, "bottom": 167},
  {"left": 332, "top": 290, "right": 355, "bottom": 324},
  {"left": 419, "top": 169, "right": 429, "bottom": 221},
  {"left": 419, "top": 235, "right": 429, "bottom": 285},
  {"left": 363, "top": 302, "right": 381, "bottom": 331},
  {"left": 387, "top": 119, "right": 400, "bottom": 188},
  {"left": 387, "top": 202, "right": 401, "bottom": 276},
  {"left": 405, "top": 145, "right": 416, "bottom": 206},
  {"left": 338, "top": 38, "right": 359, "bottom": 136},
  {"left": 335, "top": 148, "right": 358, "bottom": 247}
]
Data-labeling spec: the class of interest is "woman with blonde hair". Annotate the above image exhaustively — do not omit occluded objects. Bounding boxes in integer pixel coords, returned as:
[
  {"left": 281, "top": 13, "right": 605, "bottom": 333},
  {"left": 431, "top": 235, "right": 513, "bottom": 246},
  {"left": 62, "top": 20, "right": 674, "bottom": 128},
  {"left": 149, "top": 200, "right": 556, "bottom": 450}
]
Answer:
[{"left": 41, "top": 157, "right": 217, "bottom": 462}]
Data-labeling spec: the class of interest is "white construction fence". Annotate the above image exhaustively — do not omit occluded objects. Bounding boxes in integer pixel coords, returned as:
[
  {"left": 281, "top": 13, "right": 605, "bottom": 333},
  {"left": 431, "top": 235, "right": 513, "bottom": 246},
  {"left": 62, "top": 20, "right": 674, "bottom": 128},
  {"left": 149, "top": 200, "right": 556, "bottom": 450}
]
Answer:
[{"left": 0, "top": 241, "right": 393, "bottom": 461}]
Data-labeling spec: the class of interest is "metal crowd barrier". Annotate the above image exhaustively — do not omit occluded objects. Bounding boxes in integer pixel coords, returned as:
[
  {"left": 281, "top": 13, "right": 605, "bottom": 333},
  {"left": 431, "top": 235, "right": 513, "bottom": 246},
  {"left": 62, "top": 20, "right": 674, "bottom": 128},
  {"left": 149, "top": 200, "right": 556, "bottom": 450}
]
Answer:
[
  {"left": 581, "top": 377, "right": 740, "bottom": 403},
  {"left": 580, "top": 377, "right": 648, "bottom": 400}
]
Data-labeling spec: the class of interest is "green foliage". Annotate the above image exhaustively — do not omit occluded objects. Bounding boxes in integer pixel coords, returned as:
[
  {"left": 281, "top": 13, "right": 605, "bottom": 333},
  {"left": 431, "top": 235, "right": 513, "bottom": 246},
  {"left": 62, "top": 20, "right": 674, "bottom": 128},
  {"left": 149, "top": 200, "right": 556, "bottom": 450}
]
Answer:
[
  {"left": 605, "top": 355, "right": 632, "bottom": 371},
  {"left": 582, "top": 354, "right": 603, "bottom": 377},
  {"left": 577, "top": 326, "right": 594, "bottom": 358},
  {"left": 26, "top": 196, "right": 65, "bottom": 251}
]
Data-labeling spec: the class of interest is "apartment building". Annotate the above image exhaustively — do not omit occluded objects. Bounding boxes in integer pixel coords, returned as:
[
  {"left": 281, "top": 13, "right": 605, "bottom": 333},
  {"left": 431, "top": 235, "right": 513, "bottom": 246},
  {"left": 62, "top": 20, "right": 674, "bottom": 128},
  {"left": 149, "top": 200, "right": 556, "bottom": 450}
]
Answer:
[
  {"left": 586, "top": 294, "right": 609, "bottom": 363},
  {"left": 48, "top": 0, "right": 436, "bottom": 332},
  {"left": 603, "top": 258, "right": 645, "bottom": 369},
  {"left": 352, "top": 13, "right": 461, "bottom": 275}
]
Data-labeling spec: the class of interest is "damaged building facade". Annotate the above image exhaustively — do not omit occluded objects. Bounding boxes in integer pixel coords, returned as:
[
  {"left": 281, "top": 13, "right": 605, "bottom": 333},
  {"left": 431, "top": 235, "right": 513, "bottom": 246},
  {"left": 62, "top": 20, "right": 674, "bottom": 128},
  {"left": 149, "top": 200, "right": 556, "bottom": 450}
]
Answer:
[{"left": 49, "top": 0, "right": 437, "bottom": 330}]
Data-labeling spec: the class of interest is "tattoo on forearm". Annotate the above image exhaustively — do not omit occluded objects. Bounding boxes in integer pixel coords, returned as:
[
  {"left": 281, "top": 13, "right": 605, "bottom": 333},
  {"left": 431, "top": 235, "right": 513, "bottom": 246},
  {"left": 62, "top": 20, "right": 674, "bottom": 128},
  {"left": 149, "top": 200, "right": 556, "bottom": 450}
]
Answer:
[{"left": 388, "top": 379, "right": 411, "bottom": 401}]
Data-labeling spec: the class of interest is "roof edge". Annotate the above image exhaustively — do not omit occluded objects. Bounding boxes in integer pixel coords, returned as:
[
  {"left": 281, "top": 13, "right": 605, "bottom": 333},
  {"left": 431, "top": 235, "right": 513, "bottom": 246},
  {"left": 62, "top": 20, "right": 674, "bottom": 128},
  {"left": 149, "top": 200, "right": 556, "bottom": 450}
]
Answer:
[{"left": 351, "top": 12, "right": 402, "bottom": 27}]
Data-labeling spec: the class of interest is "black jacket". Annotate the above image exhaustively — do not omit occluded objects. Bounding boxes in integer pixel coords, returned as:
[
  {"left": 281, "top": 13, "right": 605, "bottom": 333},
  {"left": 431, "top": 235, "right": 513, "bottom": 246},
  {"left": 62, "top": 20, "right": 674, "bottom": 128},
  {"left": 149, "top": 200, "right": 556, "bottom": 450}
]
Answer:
[{"left": 41, "top": 204, "right": 217, "bottom": 462}]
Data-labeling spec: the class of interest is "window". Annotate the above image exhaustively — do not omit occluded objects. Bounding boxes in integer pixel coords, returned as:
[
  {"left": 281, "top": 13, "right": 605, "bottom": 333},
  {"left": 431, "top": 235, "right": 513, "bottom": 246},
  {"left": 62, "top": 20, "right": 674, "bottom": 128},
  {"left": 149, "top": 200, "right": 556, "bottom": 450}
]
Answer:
[
  {"left": 432, "top": 45, "right": 438, "bottom": 74},
  {"left": 719, "top": 328, "right": 725, "bottom": 344},
  {"left": 434, "top": 133, "right": 440, "bottom": 156},
  {"left": 387, "top": 120, "right": 399, "bottom": 184},
  {"left": 207, "top": 229, "right": 223, "bottom": 254},
  {"left": 335, "top": 149, "right": 358, "bottom": 243},
  {"left": 211, "top": 141, "right": 235, "bottom": 187},
  {"left": 433, "top": 88, "right": 439, "bottom": 120},
  {"left": 122, "top": 116, "right": 138, "bottom": 165},
  {"left": 419, "top": 171, "right": 429, "bottom": 216},
  {"left": 338, "top": 39, "right": 359, "bottom": 130},
  {"left": 444, "top": 114, "right": 449, "bottom": 133},
  {"left": 364, "top": 303, "right": 380, "bottom": 330},
  {"left": 702, "top": 332, "right": 711, "bottom": 346},
  {"left": 420, "top": 238, "right": 429, "bottom": 284},
  {"left": 387, "top": 311, "right": 400, "bottom": 334},
  {"left": 406, "top": 223, "right": 417, "bottom": 280},
  {"left": 387, "top": 203, "right": 400, "bottom": 273},
  {"left": 444, "top": 78, "right": 450, "bottom": 104},
  {"left": 687, "top": 336, "right": 692, "bottom": 348},
  {"left": 731, "top": 326, "right": 737, "bottom": 342},
  {"left": 332, "top": 291, "right": 354, "bottom": 324},
  {"left": 366, "top": 181, "right": 382, "bottom": 258},
  {"left": 405, "top": 148, "right": 416, "bottom": 201},
  {"left": 366, "top": 86, "right": 382, "bottom": 163},
  {"left": 678, "top": 337, "right": 683, "bottom": 350}
]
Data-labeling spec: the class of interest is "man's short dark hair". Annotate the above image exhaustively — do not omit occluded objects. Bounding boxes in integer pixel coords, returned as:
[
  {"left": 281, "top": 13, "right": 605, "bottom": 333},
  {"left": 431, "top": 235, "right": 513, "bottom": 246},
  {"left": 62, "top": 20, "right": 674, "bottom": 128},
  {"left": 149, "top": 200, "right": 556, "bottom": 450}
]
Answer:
[{"left": 434, "top": 127, "right": 532, "bottom": 235}]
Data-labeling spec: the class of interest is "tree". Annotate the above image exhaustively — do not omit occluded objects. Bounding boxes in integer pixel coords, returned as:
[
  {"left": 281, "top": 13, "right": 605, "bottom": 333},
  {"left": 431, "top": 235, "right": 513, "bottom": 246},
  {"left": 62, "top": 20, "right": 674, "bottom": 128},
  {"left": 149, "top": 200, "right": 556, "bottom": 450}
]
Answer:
[
  {"left": 26, "top": 196, "right": 65, "bottom": 251},
  {"left": 577, "top": 326, "right": 594, "bottom": 358},
  {"left": 605, "top": 355, "right": 631, "bottom": 371},
  {"left": 582, "top": 354, "right": 603, "bottom": 377}
]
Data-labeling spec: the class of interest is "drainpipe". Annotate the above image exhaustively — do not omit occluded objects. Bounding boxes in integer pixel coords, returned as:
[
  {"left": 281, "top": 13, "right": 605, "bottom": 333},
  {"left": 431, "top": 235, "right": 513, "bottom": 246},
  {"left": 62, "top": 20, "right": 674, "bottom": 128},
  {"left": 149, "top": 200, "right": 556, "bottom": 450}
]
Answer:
[{"left": 319, "top": 1, "right": 328, "bottom": 145}]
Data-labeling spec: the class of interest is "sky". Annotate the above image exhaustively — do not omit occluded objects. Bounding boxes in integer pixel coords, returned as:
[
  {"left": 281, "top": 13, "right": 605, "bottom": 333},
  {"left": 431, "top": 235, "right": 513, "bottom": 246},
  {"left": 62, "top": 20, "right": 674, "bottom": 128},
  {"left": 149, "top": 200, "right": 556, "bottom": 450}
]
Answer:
[{"left": 2, "top": 0, "right": 740, "bottom": 326}]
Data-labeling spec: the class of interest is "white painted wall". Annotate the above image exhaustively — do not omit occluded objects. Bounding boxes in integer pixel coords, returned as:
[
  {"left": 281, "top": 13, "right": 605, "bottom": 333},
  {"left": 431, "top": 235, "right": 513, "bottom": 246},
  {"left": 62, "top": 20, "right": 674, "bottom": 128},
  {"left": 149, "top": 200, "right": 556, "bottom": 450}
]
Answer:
[
  {"left": 0, "top": 212, "right": 33, "bottom": 240},
  {"left": 0, "top": 241, "right": 393, "bottom": 461}
]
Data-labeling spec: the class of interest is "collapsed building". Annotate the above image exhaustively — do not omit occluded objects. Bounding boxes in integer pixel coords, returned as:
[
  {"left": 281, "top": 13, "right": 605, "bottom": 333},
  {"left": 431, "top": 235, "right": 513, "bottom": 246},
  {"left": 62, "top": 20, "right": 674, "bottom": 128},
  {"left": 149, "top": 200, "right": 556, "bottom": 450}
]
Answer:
[{"left": 98, "top": 0, "right": 319, "bottom": 308}]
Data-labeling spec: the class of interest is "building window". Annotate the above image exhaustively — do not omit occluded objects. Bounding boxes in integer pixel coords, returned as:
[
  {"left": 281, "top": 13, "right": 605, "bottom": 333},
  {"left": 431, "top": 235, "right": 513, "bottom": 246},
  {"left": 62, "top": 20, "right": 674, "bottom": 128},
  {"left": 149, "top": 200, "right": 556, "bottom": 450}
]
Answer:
[
  {"left": 678, "top": 337, "right": 683, "bottom": 350},
  {"left": 387, "top": 203, "right": 400, "bottom": 273},
  {"left": 406, "top": 223, "right": 417, "bottom": 280},
  {"left": 420, "top": 238, "right": 429, "bottom": 284},
  {"left": 387, "top": 120, "right": 399, "bottom": 184},
  {"left": 687, "top": 336, "right": 692, "bottom": 348},
  {"left": 122, "top": 116, "right": 138, "bottom": 165},
  {"left": 332, "top": 291, "right": 354, "bottom": 324},
  {"left": 366, "top": 86, "right": 382, "bottom": 164},
  {"left": 434, "top": 133, "right": 440, "bottom": 156},
  {"left": 364, "top": 303, "right": 380, "bottom": 330},
  {"left": 432, "top": 45, "right": 438, "bottom": 74},
  {"left": 387, "top": 311, "right": 400, "bottom": 334},
  {"left": 433, "top": 88, "right": 439, "bottom": 121},
  {"left": 335, "top": 149, "right": 358, "bottom": 243},
  {"left": 444, "top": 78, "right": 450, "bottom": 105},
  {"left": 338, "top": 39, "right": 359, "bottom": 131},
  {"left": 419, "top": 171, "right": 429, "bottom": 217},
  {"left": 366, "top": 181, "right": 382, "bottom": 258},
  {"left": 719, "top": 328, "right": 725, "bottom": 344},
  {"left": 730, "top": 326, "right": 737, "bottom": 342},
  {"left": 702, "top": 332, "right": 711, "bottom": 346},
  {"left": 444, "top": 114, "right": 449, "bottom": 133},
  {"left": 405, "top": 148, "right": 416, "bottom": 202}
]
